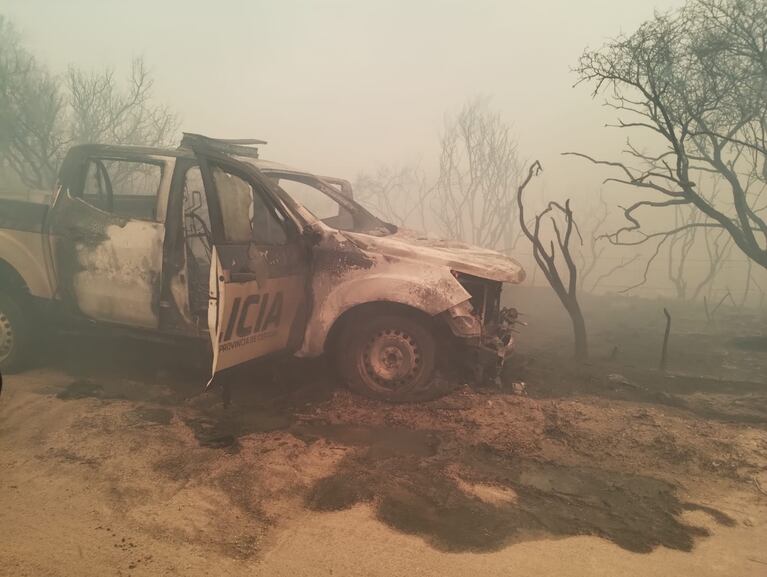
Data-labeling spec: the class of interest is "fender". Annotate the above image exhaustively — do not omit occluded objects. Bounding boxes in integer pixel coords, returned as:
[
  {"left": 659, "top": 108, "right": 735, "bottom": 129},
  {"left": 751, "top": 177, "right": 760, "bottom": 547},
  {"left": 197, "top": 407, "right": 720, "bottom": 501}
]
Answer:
[
  {"left": 298, "top": 259, "right": 471, "bottom": 356},
  {"left": 0, "top": 229, "right": 55, "bottom": 299}
]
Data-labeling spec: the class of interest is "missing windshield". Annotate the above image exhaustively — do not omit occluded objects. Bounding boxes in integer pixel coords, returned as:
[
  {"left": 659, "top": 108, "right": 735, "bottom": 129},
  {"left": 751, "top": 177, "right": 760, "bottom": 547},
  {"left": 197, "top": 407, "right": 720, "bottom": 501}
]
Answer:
[{"left": 266, "top": 171, "right": 396, "bottom": 236}]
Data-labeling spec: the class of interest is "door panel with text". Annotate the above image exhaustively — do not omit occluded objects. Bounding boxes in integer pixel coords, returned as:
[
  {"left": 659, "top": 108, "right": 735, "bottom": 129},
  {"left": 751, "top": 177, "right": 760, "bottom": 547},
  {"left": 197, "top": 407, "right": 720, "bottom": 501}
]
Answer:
[{"left": 199, "top": 161, "right": 309, "bottom": 376}]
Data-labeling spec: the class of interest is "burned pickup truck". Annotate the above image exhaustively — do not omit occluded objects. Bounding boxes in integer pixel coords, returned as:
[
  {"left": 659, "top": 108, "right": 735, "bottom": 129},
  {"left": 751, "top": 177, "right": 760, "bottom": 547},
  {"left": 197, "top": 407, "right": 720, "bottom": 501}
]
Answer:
[{"left": 0, "top": 134, "right": 525, "bottom": 401}]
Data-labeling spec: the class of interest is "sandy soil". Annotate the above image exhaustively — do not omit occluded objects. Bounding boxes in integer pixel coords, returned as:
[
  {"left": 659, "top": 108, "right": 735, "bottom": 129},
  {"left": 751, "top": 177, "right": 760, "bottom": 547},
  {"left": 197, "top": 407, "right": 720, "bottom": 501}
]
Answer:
[{"left": 1, "top": 287, "right": 766, "bottom": 576}]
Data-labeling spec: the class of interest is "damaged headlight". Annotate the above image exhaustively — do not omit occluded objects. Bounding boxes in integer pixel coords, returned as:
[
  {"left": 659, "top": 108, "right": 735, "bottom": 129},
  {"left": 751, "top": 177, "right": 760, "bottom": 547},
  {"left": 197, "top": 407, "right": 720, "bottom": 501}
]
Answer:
[{"left": 444, "top": 300, "right": 481, "bottom": 337}]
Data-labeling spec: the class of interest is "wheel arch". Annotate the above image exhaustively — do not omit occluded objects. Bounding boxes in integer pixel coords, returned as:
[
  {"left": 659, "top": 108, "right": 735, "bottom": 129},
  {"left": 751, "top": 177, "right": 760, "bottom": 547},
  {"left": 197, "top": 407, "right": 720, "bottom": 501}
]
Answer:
[
  {"left": 299, "top": 270, "right": 471, "bottom": 357},
  {"left": 323, "top": 300, "right": 436, "bottom": 355}
]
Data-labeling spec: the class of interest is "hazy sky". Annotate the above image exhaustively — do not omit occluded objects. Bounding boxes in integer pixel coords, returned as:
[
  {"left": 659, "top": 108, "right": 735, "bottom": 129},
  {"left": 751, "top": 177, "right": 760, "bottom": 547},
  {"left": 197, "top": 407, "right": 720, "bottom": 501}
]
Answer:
[{"left": 5, "top": 0, "right": 685, "bottom": 192}]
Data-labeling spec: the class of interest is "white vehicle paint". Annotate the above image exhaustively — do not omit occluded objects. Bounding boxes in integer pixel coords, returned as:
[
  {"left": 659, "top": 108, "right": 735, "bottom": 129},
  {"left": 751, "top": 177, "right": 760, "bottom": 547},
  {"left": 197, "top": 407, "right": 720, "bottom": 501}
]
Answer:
[{"left": 0, "top": 135, "right": 526, "bottom": 401}]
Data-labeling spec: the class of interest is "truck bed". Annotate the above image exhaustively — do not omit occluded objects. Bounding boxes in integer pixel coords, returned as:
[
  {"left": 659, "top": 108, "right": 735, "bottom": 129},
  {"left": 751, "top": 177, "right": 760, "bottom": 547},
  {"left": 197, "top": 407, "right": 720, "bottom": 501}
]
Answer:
[{"left": 0, "top": 198, "right": 49, "bottom": 233}]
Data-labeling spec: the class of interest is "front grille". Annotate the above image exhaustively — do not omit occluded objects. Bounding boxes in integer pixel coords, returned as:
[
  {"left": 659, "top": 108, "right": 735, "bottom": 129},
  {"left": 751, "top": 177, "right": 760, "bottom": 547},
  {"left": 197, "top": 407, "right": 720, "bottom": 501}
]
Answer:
[{"left": 454, "top": 272, "right": 502, "bottom": 325}]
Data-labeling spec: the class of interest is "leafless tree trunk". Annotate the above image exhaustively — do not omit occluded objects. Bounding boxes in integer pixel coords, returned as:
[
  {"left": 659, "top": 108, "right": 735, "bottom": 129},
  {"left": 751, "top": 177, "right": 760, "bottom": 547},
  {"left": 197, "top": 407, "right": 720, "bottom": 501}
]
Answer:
[
  {"left": 517, "top": 161, "right": 588, "bottom": 361},
  {"left": 740, "top": 258, "right": 754, "bottom": 309},
  {"left": 433, "top": 98, "right": 520, "bottom": 249},
  {"left": 577, "top": 191, "right": 610, "bottom": 292},
  {"left": 666, "top": 205, "right": 699, "bottom": 299},
  {"left": 692, "top": 227, "right": 732, "bottom": 302},
  {"left": 660, "top": 308, "right": 672, "bottom": 371}
]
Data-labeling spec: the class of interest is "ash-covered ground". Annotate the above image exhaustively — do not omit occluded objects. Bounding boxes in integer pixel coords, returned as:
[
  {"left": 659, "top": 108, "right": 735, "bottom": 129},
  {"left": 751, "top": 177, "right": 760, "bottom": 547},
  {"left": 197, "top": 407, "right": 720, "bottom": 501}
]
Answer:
[{"left": 1, "top": 287, "right": 766, "bottom": 576}]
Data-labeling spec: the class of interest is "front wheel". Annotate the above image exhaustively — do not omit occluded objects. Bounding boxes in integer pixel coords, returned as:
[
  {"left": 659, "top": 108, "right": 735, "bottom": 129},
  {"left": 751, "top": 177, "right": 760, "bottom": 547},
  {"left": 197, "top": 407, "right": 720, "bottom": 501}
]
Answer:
[
  {"left": 0, "top": 291, "right": 29, "bottom": 373},
  {"left": 335, "top": 310, "right": 442, "bottom": 403}
]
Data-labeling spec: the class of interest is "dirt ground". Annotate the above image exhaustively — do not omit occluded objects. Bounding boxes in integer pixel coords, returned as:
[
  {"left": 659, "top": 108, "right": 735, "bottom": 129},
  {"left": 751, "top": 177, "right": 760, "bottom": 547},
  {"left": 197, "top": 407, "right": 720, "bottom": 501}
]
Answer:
[{"left": 1, "top": 286, "right": 767, "bottom": 576}]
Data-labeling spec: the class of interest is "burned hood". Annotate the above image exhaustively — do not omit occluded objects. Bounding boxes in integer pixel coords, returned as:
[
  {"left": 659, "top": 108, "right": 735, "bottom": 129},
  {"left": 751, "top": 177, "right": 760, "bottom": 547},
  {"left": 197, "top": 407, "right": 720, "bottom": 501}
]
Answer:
[{"left": 342, "top": 228, "right": 526, "bottom": 283}]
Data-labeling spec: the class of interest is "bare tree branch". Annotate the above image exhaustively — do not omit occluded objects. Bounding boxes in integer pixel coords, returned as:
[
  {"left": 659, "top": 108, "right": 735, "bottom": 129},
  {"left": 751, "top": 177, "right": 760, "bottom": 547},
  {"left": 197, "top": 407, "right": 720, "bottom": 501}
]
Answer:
[
  {"left": 0, "top": 18, "right": 178, "bottom": 191},
  {"left": 517, "top": 161, "right": 589, "bottom": 361},
  {"left": 433, "top": 98, "right": 521, "bottom": 249},
  {"left": 572, "top": 0, "right": 767, "bottom": 271}
]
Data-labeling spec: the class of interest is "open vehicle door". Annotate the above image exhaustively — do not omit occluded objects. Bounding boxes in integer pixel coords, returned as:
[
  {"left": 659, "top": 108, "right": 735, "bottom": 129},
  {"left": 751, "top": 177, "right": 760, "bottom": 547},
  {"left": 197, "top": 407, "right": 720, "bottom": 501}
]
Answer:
[
  {"left": 182, "top": 135, "right": 311, "bottom": 381},
  {"left": 46, "top": 147, "right": 175, "bottom": 329}
]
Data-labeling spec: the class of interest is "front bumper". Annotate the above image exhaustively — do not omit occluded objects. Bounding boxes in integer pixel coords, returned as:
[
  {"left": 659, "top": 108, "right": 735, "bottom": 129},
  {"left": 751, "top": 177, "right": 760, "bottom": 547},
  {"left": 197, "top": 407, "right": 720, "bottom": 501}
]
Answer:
[
  {"left": 442, "top": 303, "right": 520, "bottom": 383},
  {"left": 476, "top": 306, "right": 519, "bottom": 360}
]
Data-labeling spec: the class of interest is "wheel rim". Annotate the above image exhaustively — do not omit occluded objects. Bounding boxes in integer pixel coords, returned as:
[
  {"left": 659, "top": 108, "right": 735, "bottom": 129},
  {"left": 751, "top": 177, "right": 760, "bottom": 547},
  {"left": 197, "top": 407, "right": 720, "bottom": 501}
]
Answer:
[
  {"left": 362, "top": 328, "right": 422, "bottom": 392},
  {"left": 0, "top": 309, "right": 15, "bottom": 362}
]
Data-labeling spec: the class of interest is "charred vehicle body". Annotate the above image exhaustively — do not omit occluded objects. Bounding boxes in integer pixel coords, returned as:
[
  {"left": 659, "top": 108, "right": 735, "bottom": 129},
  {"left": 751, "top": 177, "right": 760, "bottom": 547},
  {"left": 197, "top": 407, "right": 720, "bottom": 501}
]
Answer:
[{"left": 0, "top": 134, "right": 525, "bottom": 401}]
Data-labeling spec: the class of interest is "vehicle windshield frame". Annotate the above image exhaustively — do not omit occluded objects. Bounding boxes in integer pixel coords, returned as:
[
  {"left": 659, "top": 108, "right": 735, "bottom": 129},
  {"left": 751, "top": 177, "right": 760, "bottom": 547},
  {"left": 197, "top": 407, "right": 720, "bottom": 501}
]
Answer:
[{"left": 247, "top": 164, "right": 397, "bottom": 236}]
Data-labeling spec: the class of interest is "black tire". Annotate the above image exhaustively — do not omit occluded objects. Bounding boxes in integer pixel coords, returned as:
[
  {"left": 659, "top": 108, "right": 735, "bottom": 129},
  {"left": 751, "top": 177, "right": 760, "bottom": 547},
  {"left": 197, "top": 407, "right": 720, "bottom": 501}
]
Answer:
[
  {"left": 0, "top": 291, "right": 29, "bottom": 374},
  {"left": 335, "top": 309, "right": 443, "bottom": 403}
]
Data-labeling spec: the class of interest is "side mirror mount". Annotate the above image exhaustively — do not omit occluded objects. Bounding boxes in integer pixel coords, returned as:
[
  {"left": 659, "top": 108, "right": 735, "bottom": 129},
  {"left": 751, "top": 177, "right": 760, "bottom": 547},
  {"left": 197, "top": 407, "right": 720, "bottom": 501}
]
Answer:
[{"left": 302, "top": 225, "right": 323, "bottom": 246}]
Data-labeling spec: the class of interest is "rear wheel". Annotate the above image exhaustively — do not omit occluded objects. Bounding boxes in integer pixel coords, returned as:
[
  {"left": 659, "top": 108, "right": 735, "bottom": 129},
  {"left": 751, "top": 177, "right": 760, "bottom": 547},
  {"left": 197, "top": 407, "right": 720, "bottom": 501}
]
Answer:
[
  {"left": 336, "top": 309, "right": 442, "bottom": 402},
  {"left": 0, "top": 291, "right": 29, "bottom": 373}
]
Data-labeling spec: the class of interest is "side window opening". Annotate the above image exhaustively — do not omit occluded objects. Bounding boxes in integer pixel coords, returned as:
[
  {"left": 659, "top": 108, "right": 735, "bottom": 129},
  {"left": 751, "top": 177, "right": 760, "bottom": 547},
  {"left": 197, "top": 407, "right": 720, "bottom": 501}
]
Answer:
[
  {"left": 212, "top": 166, "right": 289, "bottom": 246},
  {"left": 78, "top": 158, "right": 163, "bottom": 221},
  {"left": 276, "top": 178, "right": 342, "bottom": 222},
  {"left": 82, "top": 161, "right": 112, "bottom": 212},
  {"left": 272, "top": 175, "right": 354, "bottom": 230},
  {"left": 183, "top": 164, "right": 293, "bottom": 314}
]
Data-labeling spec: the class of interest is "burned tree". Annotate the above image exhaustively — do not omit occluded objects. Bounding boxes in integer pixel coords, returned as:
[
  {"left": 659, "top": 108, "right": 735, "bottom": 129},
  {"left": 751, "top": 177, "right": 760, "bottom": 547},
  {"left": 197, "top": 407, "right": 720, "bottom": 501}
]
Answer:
[
  {"left": 571, "top": 0, "right": 767, "bottom": 272},
  {"left": 666, "top": 204, "right": 701, "bottom": 300},
  {"left": 664, "top": 198, "right": 733, "bottom": 302},
  {"left": 693, "top": 225, "right": 733, "bottom": 302},
  {"left": 573, "top": 191, "right": 638, "bottom": 294},
  {"left": 518, "top": 162, "right": 589, "bottom": 361},
  {"left": 66, "top": 58, "right": 177, "bottom": 152},
  {"left": 576, "top": 192, "right": 609, "bottom": 292},
  {"left": 0, "top": 16, "right": 177, "bottom": 191},
  {"left": 0, "top": 16, "right": 65, "bottom": 191},
  {"left": 433, "top": 98, "right": 520, "bottom": 250},
  {"left": 353, "top": 99, "right": 523, "bottom": 250},
  {"left": 353, "top": 164, "right": 432, "bottom": 230},
  {"left": 571, "top": 192, "right": 642, "bottom": 295}
]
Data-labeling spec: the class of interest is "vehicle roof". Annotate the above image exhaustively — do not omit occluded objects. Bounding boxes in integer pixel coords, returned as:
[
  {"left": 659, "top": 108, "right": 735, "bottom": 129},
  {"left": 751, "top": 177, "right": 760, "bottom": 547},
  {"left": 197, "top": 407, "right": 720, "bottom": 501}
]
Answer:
[
  {"left": 68, "top": 143, "right": 194, "bottom": 159},
  {"left": 66, "top": 143, "right": 308, "bottom": 175}
]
